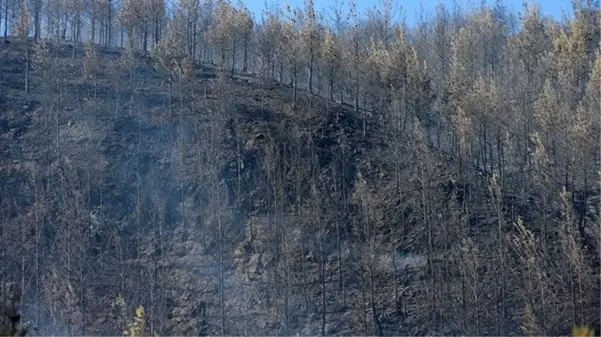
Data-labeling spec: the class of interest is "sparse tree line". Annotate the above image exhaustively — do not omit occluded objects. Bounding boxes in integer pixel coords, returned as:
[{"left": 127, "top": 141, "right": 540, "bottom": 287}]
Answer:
[{"left": 0, "top": 0, "right": 599, "bottom": 336}]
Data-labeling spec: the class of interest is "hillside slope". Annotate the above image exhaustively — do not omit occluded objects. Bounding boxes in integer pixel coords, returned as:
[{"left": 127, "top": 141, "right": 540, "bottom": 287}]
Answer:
[{"left": 0, "top": 40, "right": 599, "bottom": 336}]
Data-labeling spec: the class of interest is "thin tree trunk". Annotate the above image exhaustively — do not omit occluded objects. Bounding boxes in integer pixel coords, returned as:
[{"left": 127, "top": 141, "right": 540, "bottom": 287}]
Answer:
[
  {"left": 218, "top": 204, "right": 225, "bottom": 336},
  {"left": 231, "top": 41, "right": 236, "bottom": 78},
  {"left": 320, "top": 226, "right": 326, "bottom": 336},
  {"left": 243, "top": 33, "right": 248, "bottom": 72},
  {"left": 34, "top": 0, "right": 41, "bottom": 41},
  {"left": 143, "top": 26, "right": 148, "bottom": 52},
  {"left": 108, "top": 0, "right": 112, "bottom": 46},
  {"left": 3, "top": 1, "right": 8, "bottom": 38},
  {"left": 24, "top": 42, "right": 29, "bottom": 96},
  {"left": 91, "top": 8, "right": 96, "bottom": 43},
  {"left": 308, "top": 50, "right": 314, "bottom": 93}
]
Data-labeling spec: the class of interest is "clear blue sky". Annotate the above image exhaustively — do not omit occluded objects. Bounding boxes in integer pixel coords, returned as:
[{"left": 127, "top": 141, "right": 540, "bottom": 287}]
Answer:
[{"left": 243, "top": 0, "right": 575, "bottom": 26}]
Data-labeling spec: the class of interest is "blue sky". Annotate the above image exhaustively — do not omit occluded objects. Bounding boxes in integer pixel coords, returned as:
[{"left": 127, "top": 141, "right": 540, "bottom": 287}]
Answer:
[{"left": 243, "top": 0, "right": 575, "bottom": 25}]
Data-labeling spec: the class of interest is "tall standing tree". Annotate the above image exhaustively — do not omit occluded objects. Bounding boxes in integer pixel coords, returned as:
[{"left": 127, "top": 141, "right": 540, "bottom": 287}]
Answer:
[
  {"left": 345, "top": 0, "right": 365, "bottom": 125},
  {"left": 32, "top": 0, "right": 41, "bottom": 41},
  {"left": 256, "top": 5, "right": 282, "bottom": 80},
  {"left": 118, "top": 0, "right": 144, "bottom": 50},
  {"left": 236, "top": 0, "right": 253, "bottom": 72},
  {"left": 176, "top": 0, "right": 200, "bottom": 59},
  {"left": 300, "top": 0, "right": 319, "bottom": 93},
  {"left": 14, "top": 0, "right": 29, "bottom": 95},
  {"left": 322, "top": 28, "right": 341, "bottom": 101},
  {"left": 209, "top": 0, "right": 247, "bottom": 77},
  {"left": 281, "top": 4, "right": 302, "bottom": 104}
]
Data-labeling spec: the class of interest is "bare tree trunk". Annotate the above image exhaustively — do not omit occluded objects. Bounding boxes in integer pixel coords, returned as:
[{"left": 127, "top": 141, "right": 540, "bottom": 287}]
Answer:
[
  {"left": 72, "top": 16, "right": 77, "bottom": 59},
  {"left": 61, "top": 13, "right": 68, "bottom": 40},
  {"left": 155, "top": 13, "right": 160, "bottom": 45},
  {"left": 108, "top": 0, "right": 113, "bottom": 46},
  {"left": 308, "top": 50, "right": 314, "bottom": 93},
  {"left": 493, "top": 176, "right": 507, "bottom": 334},
  {"left": 293, "top": 67, "right": 298, "bottom": 105},
  {"left": 143, "top": 25, "right": 148, "bottom": 52},
  {"left": 91, "top": 7, "right": 96, "bottom": 43},
  {"left": 218, "top": 199, "right": 225, "bottom": 336},
  {"left": 34, "top": 0, "right": 41, "bottom": 41},
  {"left": 55, "top": 78, "right": 61, "bottom": 154},
  {"left": 32, "top": 173, "right": 40, "bottom": 330},
  {"left": 319, "top": 221, "right": 327, "bottom": 336},
  {"left": 231, "top": 41, "right": 236, "bottom": 78},
  {"left": 283, "top": 243, "right": 290, "bottom": 336},
  {"left": 420, "top": 166, "right": 437, "bottom": 331},
  {"left": 24, "top": 42, "right": 29, "bottom": 96},
  {"left": 135, "top": 95, "right": 142, "bottom": 306},
  {"left": 19, "top": 217, "right": 25, "bottom": 332},
  {"left": 243, "top": 277, "right": 249, "bottom": 337},
  {"left": 243, "top": 32, "right": 249, "bottom": 72},
  {"left": 4, "top": 0, "right": 9, "bottom": 38}
]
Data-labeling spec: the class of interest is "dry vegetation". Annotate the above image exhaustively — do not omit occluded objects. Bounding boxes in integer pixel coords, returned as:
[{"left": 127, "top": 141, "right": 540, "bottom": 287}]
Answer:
[{"left": 0, "top": 0, "right": 599, "bottom": 336}]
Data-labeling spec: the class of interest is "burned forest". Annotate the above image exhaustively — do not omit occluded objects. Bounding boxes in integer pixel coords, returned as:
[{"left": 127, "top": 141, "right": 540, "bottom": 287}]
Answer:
[{"left": 0, "top": 0, "right": 600, "bottom": 335}]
